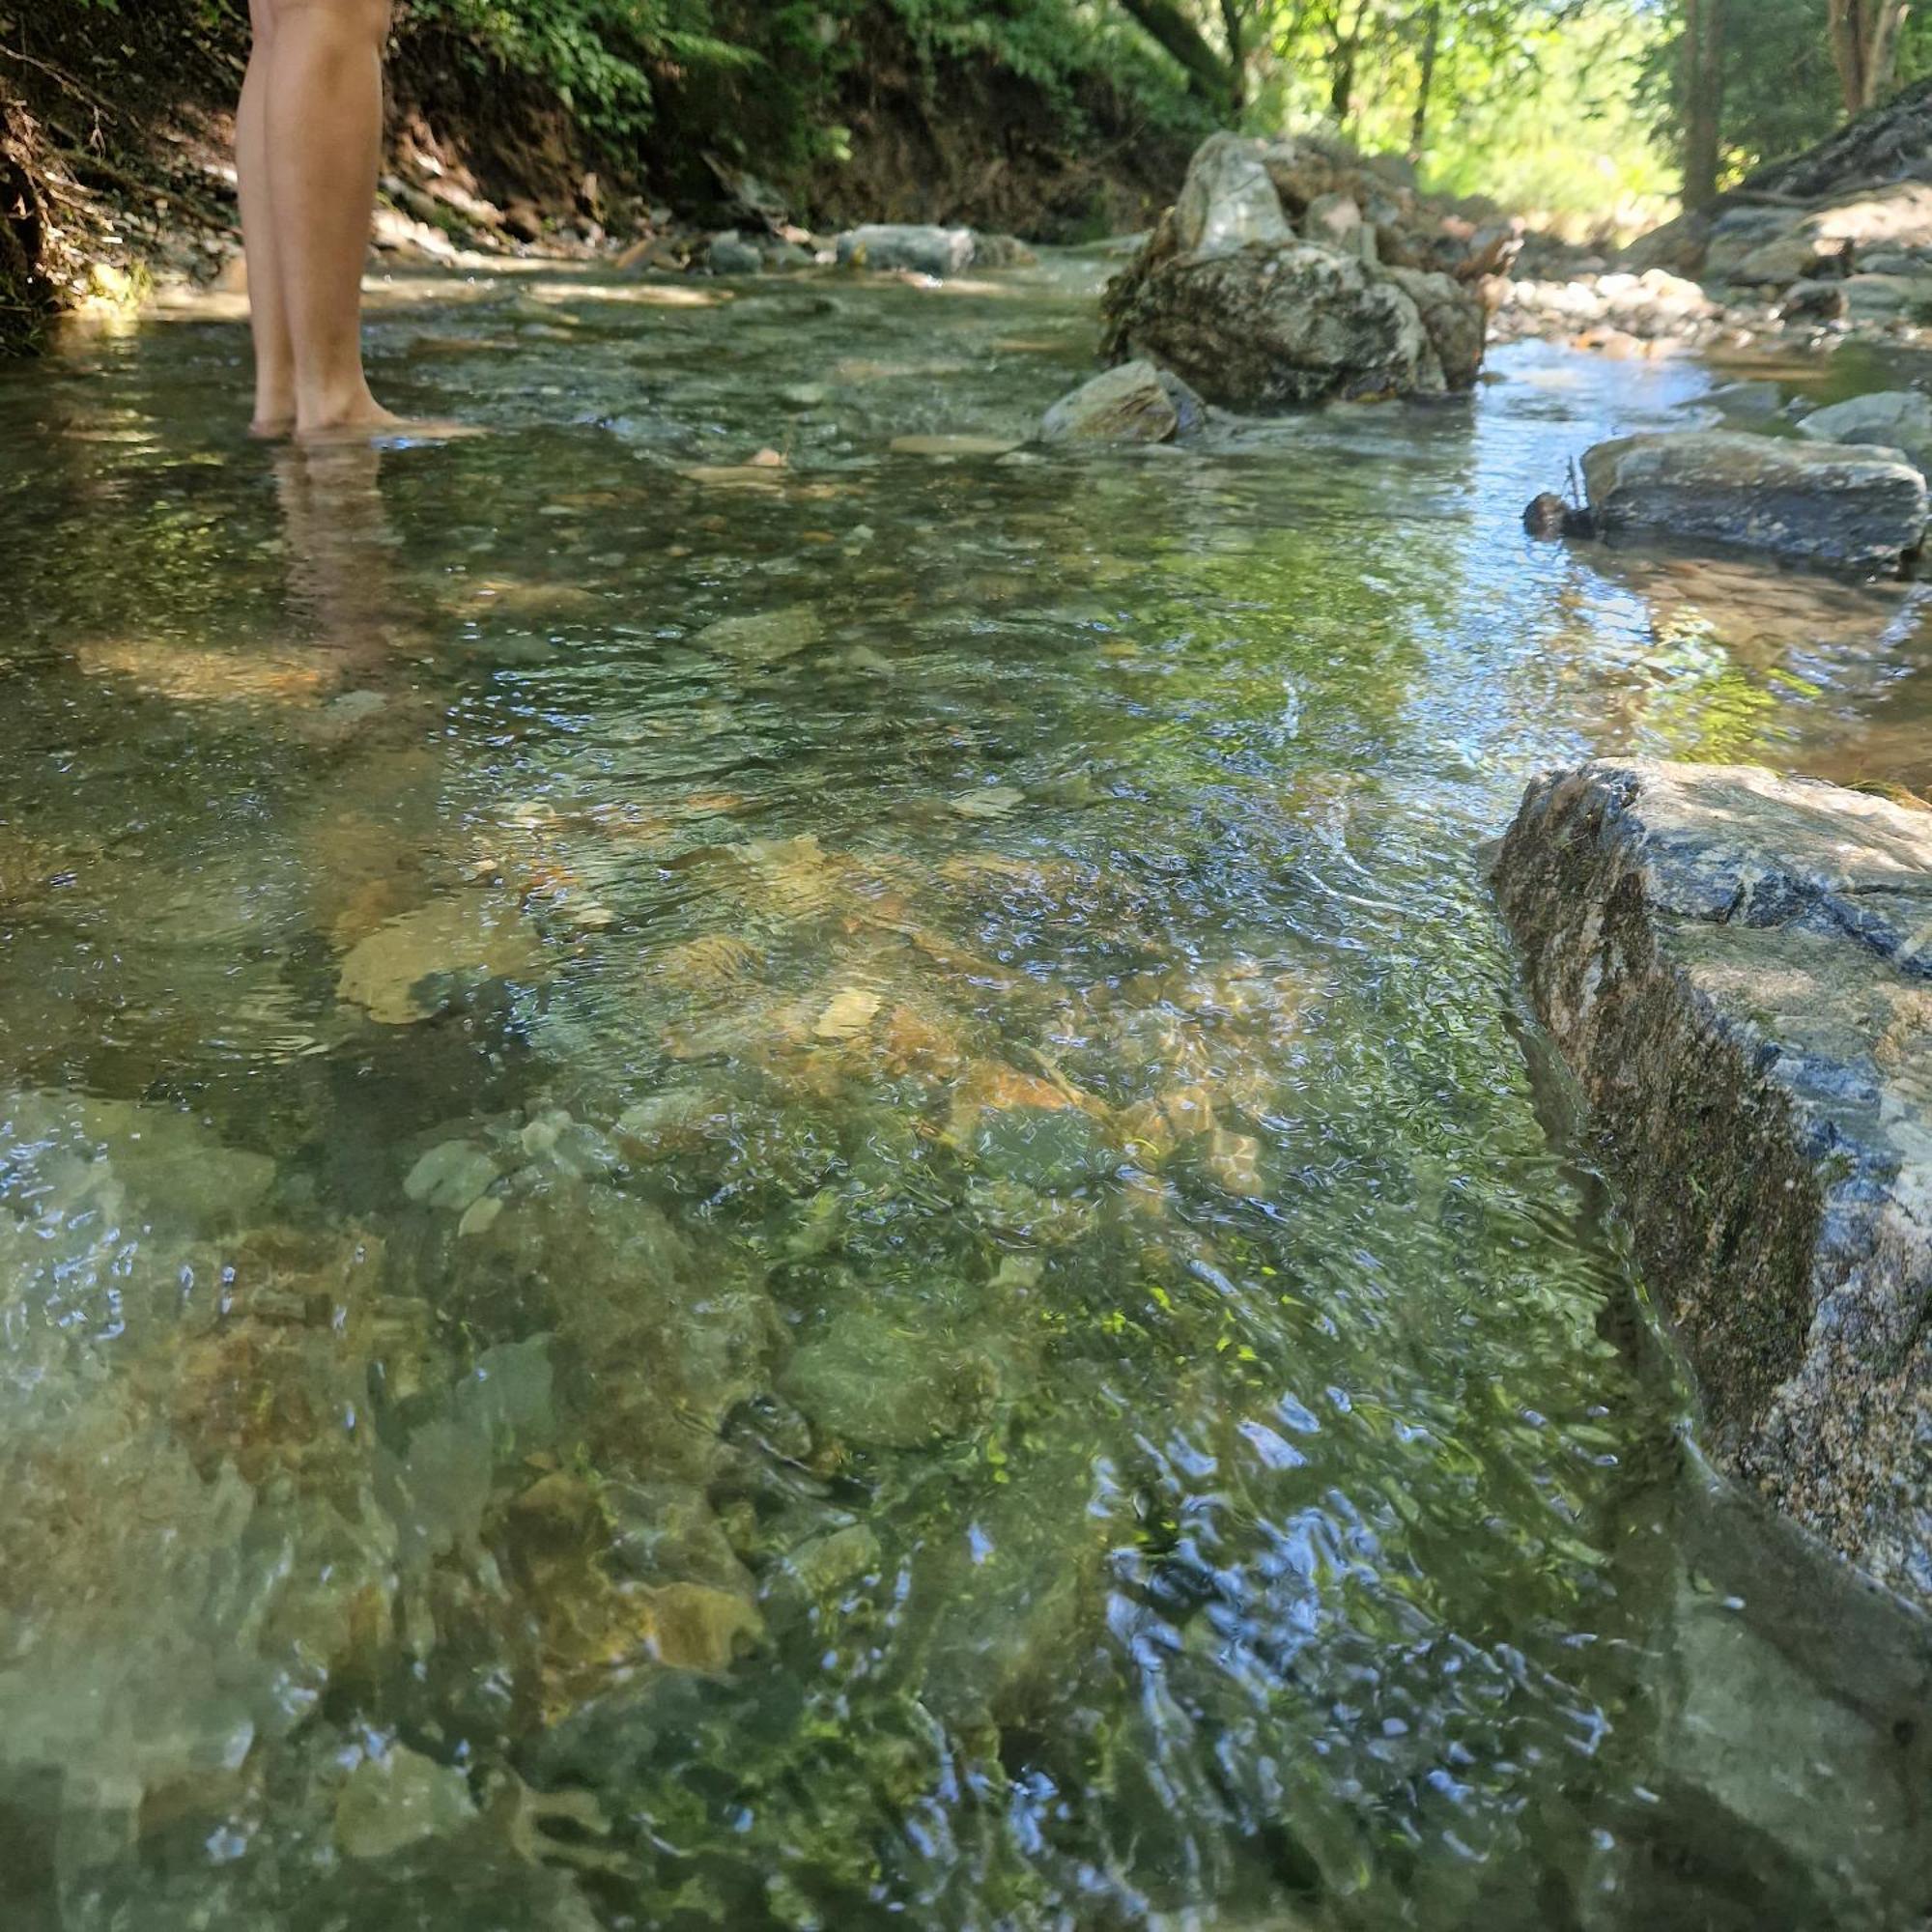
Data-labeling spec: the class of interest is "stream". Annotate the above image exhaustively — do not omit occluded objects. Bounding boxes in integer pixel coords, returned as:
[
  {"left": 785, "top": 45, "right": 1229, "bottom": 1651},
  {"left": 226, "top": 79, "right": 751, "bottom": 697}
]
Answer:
[{"left": 0, "top": 248, "right": 1927, "bottom": 1930}]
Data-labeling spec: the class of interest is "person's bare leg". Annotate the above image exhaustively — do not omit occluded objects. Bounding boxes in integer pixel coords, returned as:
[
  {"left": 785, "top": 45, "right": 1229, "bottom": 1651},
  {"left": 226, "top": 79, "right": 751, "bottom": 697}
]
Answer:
[
  {"left": 265, "top": 0, "right": 397, "bottom": 437},
  {"left": 238, "top": 0, "right": 295, "bottom": 435}
]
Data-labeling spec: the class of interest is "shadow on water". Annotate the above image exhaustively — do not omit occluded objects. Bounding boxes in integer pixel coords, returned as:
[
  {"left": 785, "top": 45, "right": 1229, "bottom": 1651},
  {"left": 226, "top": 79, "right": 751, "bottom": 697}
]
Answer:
[{"left": 0, "top": 258, "right": 1925, "bottom": 1930}]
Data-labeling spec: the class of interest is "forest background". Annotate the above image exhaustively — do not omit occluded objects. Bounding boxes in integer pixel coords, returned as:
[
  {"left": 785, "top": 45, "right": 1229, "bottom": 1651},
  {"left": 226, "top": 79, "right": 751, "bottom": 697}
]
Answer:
[{"left": 1, "top": 0, "right": 1925, "bottom": 348}]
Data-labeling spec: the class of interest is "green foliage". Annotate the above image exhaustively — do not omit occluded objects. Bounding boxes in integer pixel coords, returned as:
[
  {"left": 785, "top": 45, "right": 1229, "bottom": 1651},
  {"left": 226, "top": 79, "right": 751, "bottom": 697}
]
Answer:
[
  {"left": 1638, "top": 0, "right": 1932, "bottom": 195},
  {"left": 400, "top": 0, "right": 751, "bottom": 144},
  {"left": 1404, "top": 8, "right": 1675, "bottom": 217},
  {"left": 1220, "top": 1, "right": 1674, "bottom": 220}
]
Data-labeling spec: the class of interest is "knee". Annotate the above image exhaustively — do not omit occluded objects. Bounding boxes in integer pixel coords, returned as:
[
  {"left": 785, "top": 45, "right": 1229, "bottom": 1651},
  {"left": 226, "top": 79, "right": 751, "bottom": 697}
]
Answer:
[{"left": 265, "top": 0, "right": 391, "bottom": 43}]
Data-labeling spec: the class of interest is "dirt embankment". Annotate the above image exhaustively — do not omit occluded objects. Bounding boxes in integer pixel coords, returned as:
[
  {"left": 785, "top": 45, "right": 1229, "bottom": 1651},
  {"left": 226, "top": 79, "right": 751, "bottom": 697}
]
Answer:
[
  {"left": 0, "top": 5, "right": 1194, "bottom": 355},
  {"left": 786, "top": 17, "right": 1193, "bottom": 242}
]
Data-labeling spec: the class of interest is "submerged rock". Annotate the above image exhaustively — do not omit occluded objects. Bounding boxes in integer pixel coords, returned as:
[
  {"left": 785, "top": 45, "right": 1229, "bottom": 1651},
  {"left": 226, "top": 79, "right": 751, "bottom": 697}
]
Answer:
[
  {"left": 696, "top": 607, "right": 824, "bottom": 665},
  {"left": 337, "top": 895, "right": 549, "bottom": 1025},
  {"left": 1693, "top": 378, "right": 1785, "bottom": 424},
  {"left": 336, "top": 1745, "right": 476, "bottom": 1860},
  {"left": 1039, "top": 359, "right": 1206, "bottom": 443},
  {"left": 1578, "top": 429, "right": 1928, "bottom": 571},
  {"left": 1492, "top": 760, "right": 1932, "bottom": 1608},
  {"left": 781, "top": 1309, "right": 1003, "bottom": 1453}
]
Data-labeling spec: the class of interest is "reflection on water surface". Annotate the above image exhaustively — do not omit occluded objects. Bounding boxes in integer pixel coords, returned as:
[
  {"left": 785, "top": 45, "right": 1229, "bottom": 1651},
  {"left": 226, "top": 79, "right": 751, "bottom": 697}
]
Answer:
[{"left": 0, "top": 254, "right": 1926, "bottom": 1931}]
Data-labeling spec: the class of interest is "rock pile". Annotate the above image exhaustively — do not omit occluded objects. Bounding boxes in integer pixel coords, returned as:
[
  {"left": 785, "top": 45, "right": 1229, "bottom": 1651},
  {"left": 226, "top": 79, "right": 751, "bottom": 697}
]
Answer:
[
  {"left": 1614, "top": 78, "right": 1932, "bottom": 342},
  {"left": 1491, "top": 267, "right": 1725, "bottom": 351},
  {"left": 1094, "top": 132, "right": 1495, "bottom": 411}
]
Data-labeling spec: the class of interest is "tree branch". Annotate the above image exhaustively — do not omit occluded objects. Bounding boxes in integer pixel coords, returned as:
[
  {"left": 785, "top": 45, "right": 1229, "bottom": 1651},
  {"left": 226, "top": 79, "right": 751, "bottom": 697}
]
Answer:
[{"left": 1113, "top": 0, "right": 1236, "bottom": 103}]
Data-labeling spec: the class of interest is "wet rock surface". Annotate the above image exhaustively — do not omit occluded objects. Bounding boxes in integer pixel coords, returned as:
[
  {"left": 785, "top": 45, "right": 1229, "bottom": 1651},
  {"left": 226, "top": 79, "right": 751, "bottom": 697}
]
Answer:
[
  {"left": 1493, "top": 760, "right": 1932, "bottom": 1608},
  {"left": 1038, "top": 357, "right": 1205, "bottom": 442},
  {"left": 1578, "top": 429, "right": 1929, "bottom": 570}
]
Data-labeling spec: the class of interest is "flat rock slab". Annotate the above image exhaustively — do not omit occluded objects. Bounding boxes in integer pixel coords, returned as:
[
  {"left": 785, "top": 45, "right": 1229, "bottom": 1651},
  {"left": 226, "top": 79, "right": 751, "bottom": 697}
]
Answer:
[
  {"left": 1493, "top": 760, "right": 1932, "bottom": 1607},
  {"left": 1581, "top": 429, "right": 1929, "bottom": 571}
]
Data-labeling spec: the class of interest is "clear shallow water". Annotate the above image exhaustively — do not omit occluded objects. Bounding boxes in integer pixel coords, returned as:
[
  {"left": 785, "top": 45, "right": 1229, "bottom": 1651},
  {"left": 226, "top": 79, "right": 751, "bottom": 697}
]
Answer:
[{"left": 0, "top": 254, "right": 1927, "bottom": 1931}]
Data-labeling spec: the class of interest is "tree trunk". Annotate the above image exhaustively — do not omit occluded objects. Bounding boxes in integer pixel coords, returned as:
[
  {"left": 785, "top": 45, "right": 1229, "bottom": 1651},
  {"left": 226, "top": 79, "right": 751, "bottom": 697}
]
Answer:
[
  {"left": 1219, "top": 0, "right": 1248, "bottom": 112},
  {"left": 1829, "top": 0, "right": 1912, "bottom": 115},
  {"left": 1114, "top": 0, "right": 1238, "bottom": 104},
  {"left": 1409, "top": 0, "right": 1442, "bottom": 162},
  {"left": 1329, "top": 0, "right": 1365, "bottom": 125},
  {"left": 1682, "top": 0, "right": 1727, "bottom": 214}
]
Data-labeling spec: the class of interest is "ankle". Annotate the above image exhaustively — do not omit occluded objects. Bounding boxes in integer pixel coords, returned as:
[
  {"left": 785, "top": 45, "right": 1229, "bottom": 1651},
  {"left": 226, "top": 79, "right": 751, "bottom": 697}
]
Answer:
[{"left": 295, "top": 379, "right": 387, "bottom": 436}]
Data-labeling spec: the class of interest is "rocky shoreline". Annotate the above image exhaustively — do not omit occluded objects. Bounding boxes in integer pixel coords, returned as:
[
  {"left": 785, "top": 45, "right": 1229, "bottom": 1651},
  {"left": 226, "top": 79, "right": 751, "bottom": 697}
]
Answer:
[{"left": 1493, "top": 761, "right": 1932, "bottom": 1614}]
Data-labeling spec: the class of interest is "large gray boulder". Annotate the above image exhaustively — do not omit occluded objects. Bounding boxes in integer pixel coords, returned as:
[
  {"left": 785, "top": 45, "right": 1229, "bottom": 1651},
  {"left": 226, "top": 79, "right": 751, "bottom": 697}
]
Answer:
[
  {"left": 1173, "top": 131, "right": 1293, "bottom": 257},
  {"left": 834, "top": 225, "right": 976, "bottom": 277},
  {"left": 833, "top": 225, "right": 1032, "bottom": 278},
  {"left": 1099, "top": 133, "right": 1488, "bottom": 411},
  {"left": 1493, "top": 760, "right": 1932, "bottom": 1609},
  {"left": 1104, "top": 242, "right": 1456, "bottom": 409},
  {"left": 1580, "top": 429, "right": 1928, "bottom": 570},
  {"left": 1038, "top": 359, "right": 1205, "bottom": 443},
  {"left": 1797, "top": 387, "right": 1932, "bottom": 471}
]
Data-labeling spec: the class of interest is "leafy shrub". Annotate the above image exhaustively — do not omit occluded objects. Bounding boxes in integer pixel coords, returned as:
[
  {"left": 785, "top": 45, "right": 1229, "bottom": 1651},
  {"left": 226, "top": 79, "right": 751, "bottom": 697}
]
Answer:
[{"left": 398, "top": 0, "right": 751, "bottom": 146}]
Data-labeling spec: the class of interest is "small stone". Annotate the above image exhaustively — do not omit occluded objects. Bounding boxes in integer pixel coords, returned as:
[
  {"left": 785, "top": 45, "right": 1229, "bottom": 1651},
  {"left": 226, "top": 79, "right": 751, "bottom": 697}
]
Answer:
[
  {"left": 697, "top": 609, "right": 823, "bottom": 664},
  {"left": 951, "top": 785, "right": 1026, "bottom": 819},
  {"left": 457, "top": 1195, "right": 504, "bottom": 1238},
  {"left": 889, "top": 435, "right": 1024, "bottom": 458},
  {"left": 1039, "top": 360, "right": 1206, "bottom": 444},
  {"left": 784, "top": 1523, "right": 882, "bottom": 1597},
  {"left": 335, "top": 1746, "right": 475, "bottom": 1860},
  {"left": 813, "top": 987, "right": 883, "bottom": 1040},
  {"left": 404, "top": 1140, "right": 499, "bottom": 1211}
]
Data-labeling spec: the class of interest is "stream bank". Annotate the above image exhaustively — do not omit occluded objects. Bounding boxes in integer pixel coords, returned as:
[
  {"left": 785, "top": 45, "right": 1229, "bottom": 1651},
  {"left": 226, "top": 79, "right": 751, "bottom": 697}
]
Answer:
[{"left": 0, "top": 0, "right": 1196, "bottom": 355}]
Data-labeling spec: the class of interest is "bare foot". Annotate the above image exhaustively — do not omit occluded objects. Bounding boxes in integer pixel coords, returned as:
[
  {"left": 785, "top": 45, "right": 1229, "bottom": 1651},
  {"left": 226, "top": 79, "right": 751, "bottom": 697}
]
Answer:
[
  {"left": 250, "top": 413, "right": 295, "bottom": 440},
  {"left": 297, "top": 407, "right": 485, "bottom": 447},
  {"left": 295, "top": 391, "right": 404, "bottom": 441}
]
